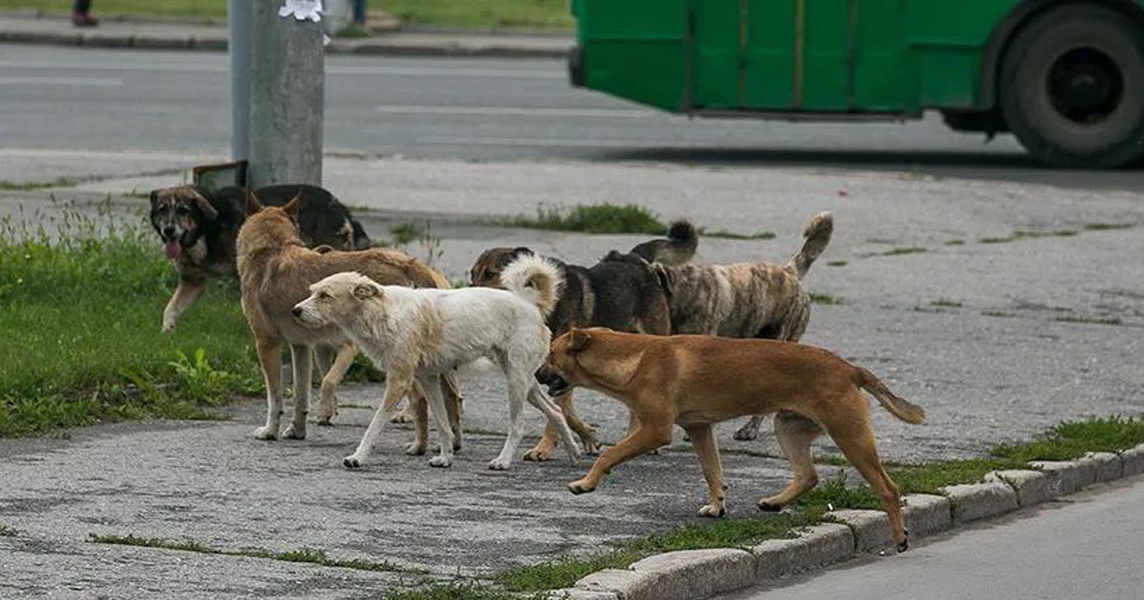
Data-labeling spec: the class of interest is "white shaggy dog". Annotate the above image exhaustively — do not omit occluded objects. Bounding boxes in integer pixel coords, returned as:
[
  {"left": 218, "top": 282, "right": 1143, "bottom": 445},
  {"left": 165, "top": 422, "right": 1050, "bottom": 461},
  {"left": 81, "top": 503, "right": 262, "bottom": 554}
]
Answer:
[{"left": 293, "top": 255, "right": 582, "bottom": 470}]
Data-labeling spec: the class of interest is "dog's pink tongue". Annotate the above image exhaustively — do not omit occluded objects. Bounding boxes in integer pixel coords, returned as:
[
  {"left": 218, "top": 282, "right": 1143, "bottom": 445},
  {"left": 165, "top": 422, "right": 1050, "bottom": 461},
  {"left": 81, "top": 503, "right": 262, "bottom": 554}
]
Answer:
[{"left": 165, "top": 242, "right": 180, "bottom": 260}]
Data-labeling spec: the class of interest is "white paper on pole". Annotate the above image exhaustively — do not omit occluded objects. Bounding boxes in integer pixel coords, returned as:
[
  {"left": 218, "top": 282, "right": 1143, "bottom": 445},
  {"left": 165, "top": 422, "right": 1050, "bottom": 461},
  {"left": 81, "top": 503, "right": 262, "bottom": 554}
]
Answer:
[{"left": 278, "top": 0, "right": 324, "bottom": 22}]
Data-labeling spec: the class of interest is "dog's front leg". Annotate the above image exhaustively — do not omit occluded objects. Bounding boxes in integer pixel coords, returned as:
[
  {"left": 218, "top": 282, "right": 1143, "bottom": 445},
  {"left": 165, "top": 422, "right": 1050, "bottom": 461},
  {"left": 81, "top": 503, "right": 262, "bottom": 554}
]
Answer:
[
  {"left": 568, "top": 418, "right": 672, "bottom": 494},
  {"left": 315, "top": 343, "right": 356, "bottom": 425},
  {"left": 282, "top": 345, "right": 312, "bottom": 440},
  {"left": 161, "top": 277, "right": 205, "bottom": 333},
  {"left": 684, "top": 424, "right": 726, "bottom": 517},
  {"left": 252, "top": 336, "right": 284, "bottom": 440},
  {"left": 343, "top": 369, "right": 411, "bottom": 468}
]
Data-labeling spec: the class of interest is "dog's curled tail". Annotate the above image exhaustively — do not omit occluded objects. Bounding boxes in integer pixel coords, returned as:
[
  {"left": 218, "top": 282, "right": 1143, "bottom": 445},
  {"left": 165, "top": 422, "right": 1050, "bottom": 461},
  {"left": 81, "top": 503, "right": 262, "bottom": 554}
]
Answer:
[
  {"left": 787, "top": 212, "right": 833, "bottom": 280},
  {"left": 501, "top": 254, "right": 564, "bottom": 318},
  {"left": 855, "top": 368, "right": 926, "bottom": 425}
]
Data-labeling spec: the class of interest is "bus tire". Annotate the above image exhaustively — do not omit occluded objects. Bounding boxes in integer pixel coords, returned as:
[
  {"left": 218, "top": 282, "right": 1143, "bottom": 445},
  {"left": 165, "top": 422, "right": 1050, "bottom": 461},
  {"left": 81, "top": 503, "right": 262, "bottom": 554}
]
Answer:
[{"left": 999, "top": 4, "right": 1144, "bottom": 168}]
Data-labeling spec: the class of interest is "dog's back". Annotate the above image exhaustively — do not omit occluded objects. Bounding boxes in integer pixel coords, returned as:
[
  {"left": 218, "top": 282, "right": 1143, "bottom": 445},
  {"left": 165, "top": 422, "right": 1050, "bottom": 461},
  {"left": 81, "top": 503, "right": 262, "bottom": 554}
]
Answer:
[{"left": 237, "top": 202, "right": 445, "bottom": 346}]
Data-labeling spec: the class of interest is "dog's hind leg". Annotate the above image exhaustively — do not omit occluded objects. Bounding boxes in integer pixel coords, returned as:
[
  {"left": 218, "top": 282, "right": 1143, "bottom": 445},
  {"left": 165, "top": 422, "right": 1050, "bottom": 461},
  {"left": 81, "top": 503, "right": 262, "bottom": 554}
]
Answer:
[
  {"left": 344, "top": 369, "right": 413, "bottom": 468},
  {"left": 489, "top": 366, "right": 532, "bottom": 471},
  {"left": 683, "top": 424, "right": 726, "bottom": 517},
  {"left": 161, "top": 277, "right": 205, "bottom": 333},
  {"left": 417, "top": 372, "right": 457, "bottom": 468},
  {"left": 527, "top": 384, "right": 582, "bottom": 462},
  {"left": 282, "top": 344, "right": 313, "bottom": 440},
  {"left": 817, "top": 393, "right": 909, "bottom": 552},
  {"left": 253, "top": 336, "right": 285, "bottom": 440},
  {"left": 315, "top": 343, "right": 355, "bottom": 425},
  {"left": 523, "top": 390, "right": 598, "bottom": 461},
  {"left": 759, "top": 411, "right": 822, "bottom": 510}
]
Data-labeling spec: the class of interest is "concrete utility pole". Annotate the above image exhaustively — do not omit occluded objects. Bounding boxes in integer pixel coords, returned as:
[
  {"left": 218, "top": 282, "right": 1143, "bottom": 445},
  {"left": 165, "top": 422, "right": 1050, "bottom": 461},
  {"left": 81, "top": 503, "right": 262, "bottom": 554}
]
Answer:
[
  {"left": 228, "top": 0, "right": 251, "bottom": 162},
  {"left": 245, "top": 0, "right": 326, "bottom": 188}
]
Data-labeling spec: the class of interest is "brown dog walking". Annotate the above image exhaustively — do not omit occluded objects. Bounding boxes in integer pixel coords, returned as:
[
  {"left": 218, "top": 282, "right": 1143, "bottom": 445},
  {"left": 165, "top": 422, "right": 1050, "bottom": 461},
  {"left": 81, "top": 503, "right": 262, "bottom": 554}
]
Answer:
[{"left": 543, "top": 328, "right": 925, "bottom": 552}]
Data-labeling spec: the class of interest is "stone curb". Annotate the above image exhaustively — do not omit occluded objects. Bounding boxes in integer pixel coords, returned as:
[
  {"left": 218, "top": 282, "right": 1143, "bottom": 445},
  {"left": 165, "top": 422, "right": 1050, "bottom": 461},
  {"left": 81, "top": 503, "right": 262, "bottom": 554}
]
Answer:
[
  {"left": 0, "top": 28, "right": 570, "bottom": 58},
  {"left": 551, "top": 444, "right": 1144, "bottom": 600}
]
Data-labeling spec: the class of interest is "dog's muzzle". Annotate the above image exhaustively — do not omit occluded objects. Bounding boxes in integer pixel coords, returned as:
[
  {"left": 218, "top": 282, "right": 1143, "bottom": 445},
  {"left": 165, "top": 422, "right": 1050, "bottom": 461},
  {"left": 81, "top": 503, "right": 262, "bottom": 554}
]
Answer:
[{"left": 536, "top": 368, "right": 571, "bottom": 396}]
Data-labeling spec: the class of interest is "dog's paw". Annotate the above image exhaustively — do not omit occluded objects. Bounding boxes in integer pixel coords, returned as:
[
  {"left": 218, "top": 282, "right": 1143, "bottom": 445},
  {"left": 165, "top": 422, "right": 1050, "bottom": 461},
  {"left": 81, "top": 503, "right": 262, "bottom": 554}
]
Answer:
[
  {"left": 698, "top": 504, "right": 726, "bottom": 518},
  {"left": 429, "top": 455, "right": 453, "bottom": 468},
  {"left": 253, "top": 426, "right": 278, "bottom": 441},
  {"left": 161, "top": 321, "right": 176, "bottom": 334},
  {"left": 343, "top": 455, "right": 364, "bottom": 469},
  {"left": 583, "top": 440, "right": 600, "bottom": 456},
  {"left": 316, "top": 418, "right": 334, "bottom": 427},
  {"left": 757, "top": 500, "right": 783, "bottom": 513},
  {"left": 567, "top": 479, "right": 596, "bottom": 495},
  {"left": 404, "top": 442, "right": 427, "bottom": 456},
  {"left": 281, "top": 423, "right": 306, "bottom": 440},
  {"left": 523, "top": 447, "right": 554, "bottom": 462},
  {"left": 732, "top": 425, "right": 760, "bottom": 441},
  {"left": 487, "top": 457, "right": 513, "bottom": 471},
  {"left": 389, "top": 411, "right": 413, "bottom": 424}
]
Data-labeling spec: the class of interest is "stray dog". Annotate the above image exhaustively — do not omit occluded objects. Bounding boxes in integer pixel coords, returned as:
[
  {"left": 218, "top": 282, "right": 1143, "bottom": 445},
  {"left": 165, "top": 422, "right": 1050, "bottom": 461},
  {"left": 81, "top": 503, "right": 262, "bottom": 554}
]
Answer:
[
  {"left": 293, "top": 255, "right": 582, "bottom": 470},
  {"left": 544, "top": 327, "right": 925, "bottom": 552},
  {"left": 237, "top": 192, "right": 460, "bottom": 451},
  {"left": 149, "top": 183, "right": 370, "bottom": 333},
  {"left": 468, "top": 221, "right": 697, "bottom": 460},
  {"left": 651, "top": 212, "right": 833, "bottom": 441}
]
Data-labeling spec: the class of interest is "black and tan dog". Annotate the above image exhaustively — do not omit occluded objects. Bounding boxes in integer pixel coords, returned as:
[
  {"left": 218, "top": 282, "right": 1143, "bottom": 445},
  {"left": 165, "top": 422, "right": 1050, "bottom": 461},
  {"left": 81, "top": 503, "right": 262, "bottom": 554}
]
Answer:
[
  {"left": 149, "top": 183, "right": 371, "bottom": 333},
  {"left": 651, "top": 212, "right": 834, "bottom": 441},
  {"left": 469, "top": 220, "right": 698, "bottom": 460},
  {"left": 544, "top": 327, "right": 925, "bottom": 552}
]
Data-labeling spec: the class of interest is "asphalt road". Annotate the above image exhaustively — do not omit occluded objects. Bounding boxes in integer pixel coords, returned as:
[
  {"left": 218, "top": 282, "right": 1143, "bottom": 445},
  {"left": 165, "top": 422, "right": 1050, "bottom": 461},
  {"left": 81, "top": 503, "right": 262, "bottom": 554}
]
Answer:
[
  {"left": 1, "top": 43, "right": 1141, "bottom": 191},
  {"left": 717, "top": 475, "right": 1144, "bottom": 600}
]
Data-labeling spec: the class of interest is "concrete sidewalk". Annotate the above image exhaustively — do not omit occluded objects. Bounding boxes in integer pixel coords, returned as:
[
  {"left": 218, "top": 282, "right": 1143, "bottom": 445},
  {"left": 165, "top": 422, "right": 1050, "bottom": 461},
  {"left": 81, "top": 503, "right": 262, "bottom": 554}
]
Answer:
[
  {"left": 3, "top": 152, "right": 1144, "bottom": 598},
  {"left": 0, "top": 10, "right": 573, "bottom": 57}
]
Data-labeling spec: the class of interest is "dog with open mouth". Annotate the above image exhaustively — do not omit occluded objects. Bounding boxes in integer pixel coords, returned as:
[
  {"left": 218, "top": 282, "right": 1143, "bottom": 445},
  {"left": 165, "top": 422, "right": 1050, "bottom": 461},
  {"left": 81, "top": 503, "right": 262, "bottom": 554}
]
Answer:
[
  {"left": 543, "top": 327, "right": 925, "bottom": 552},
  {"left": 149, "top": 183, "right": 370, "bottom": 333}
]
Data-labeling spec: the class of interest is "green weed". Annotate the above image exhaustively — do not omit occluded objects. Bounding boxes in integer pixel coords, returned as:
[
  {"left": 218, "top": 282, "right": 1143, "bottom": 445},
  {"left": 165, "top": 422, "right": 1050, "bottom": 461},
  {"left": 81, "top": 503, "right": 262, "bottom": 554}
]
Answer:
[{"left": 507, "top": 204, "right": 666, "bottom": 235}]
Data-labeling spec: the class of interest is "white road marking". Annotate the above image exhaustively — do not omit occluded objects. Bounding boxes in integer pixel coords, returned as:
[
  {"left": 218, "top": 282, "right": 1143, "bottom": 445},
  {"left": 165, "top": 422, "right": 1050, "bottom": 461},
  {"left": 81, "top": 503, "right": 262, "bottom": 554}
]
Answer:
[
  {"left": 417, "top": 135, "right": 674, "bottom": 147},
  {"left": 0, "top": 61, "right": 559, "bottom": 79},
  {"left": 376, "top": 105, "right": 658, "bottom": 118},
  {"left": 0, "top": 76, "right": 122, "bottom": 87}
]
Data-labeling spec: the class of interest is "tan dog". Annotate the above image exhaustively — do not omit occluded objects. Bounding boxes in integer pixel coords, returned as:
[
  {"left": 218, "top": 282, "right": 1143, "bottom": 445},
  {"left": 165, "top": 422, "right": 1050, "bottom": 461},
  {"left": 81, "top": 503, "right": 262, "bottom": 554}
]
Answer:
[
  {"left": 544, "top": 328, "right": 926, "bottom": 552},
  {"left": 652, "top": 211, "right": 833, "bottom": 441},
  {"left": 236, "top": 192, "right": 460, "bottom": 450}
]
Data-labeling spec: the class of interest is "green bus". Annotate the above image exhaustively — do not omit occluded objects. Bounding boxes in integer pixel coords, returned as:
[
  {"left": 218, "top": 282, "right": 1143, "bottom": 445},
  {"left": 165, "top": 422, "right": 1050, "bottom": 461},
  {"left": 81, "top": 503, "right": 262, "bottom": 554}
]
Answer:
[{"left": 567, "top": 0, "right": 1144, "bottom": 168}]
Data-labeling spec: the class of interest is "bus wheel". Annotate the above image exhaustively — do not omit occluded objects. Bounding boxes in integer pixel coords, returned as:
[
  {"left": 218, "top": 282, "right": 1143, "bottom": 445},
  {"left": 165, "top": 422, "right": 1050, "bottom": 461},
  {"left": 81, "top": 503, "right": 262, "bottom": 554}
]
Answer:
[{"left": 999, "top": 4, "right": 1144, "bottom": 168}]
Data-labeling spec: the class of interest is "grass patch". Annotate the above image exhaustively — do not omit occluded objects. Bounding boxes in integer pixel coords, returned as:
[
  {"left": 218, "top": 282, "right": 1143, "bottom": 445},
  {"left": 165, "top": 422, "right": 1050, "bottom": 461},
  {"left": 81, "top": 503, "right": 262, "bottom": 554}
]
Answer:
[
  {"left": 881, "top": 246, "right": 927, "bottom": 256},
  {"left": 0, "top": 178, "right": 76, "bottom": 191},
  {"left": 506, "top": 204, "right": 667, "bottom": 235},
  {"left": 700, "top": 229, "right": 776, "bottom": 241},
  {"left": 981, "top": 310, "right": 1015, "bottom": 318},
  {"left": 826, "top": 260, "right": 848, "bottom": 267},
  {"left": 809, "top": 293, "right": 843, "bottom": 305},
  {"left": 0, "top": 525, "right": 17, "bottom": 537},
  {"left": 944, "top": 239, "right": 966, "bottom": 246},
  {"left": 1083, "top": 222, "right": 1135, "bottom": 231},
  {"left": 0, "top": 0, "right": 575, "bottom": 30},
  {"left": 88, "top": 533, "right": 421, "bottom": 573},
  {"left": 390, "top": 222, "right": 422, "bottom": 246},
  {"left": 930, "top": 299, "right": 962, "bottom": 308},
  {"left": 1053, "top": 315, "right": 1123, "bottom": 326},
  {"left": 386, "top": 583, "right": 528, "bottom": 600},
  {"left": 0, "top": 202, "right": 262, "bottom": 437},
  {"left": 980, "top": 230, "right": 1078, "bottom": 244}
]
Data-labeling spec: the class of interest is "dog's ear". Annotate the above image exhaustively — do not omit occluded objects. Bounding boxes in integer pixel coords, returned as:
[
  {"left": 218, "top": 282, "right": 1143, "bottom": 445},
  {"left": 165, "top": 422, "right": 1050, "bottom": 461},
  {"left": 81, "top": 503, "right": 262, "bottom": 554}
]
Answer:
[
  {"left": 352, "top": 282, "right": 378, "bottom": 300},
  {"left": 190, "top": 189, "right": 218, "bottom": 221},
  {"left": 510, "top": 247, "right": 534, "bottom": 259},
  {"left": 283, "top": 193, "right": 303, "bottom": 221},
  {"left": 567, "top": 328, "right": 592, "bottom": 353},
  {"left": 245, "top": 190, "right": 264, "bottom": 216},
  {"left": 149, "top": 189, "right": 160, "bottom": 210}
]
